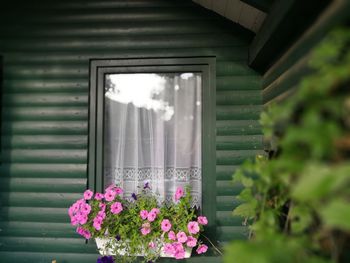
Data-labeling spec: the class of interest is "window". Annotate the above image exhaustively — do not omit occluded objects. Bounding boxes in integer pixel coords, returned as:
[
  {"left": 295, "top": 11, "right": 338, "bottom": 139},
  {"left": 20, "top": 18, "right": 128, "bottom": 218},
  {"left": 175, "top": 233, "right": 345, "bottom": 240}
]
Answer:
[{"left": 89, "top": 58, "right": 216, "bottom": 232}]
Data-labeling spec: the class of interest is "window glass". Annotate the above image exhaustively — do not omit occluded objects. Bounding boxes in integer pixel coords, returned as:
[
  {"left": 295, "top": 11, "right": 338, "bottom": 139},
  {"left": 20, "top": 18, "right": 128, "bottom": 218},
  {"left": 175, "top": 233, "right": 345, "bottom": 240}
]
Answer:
[{"left": 103, "top": 73, "right": 202, "bottom": 206}]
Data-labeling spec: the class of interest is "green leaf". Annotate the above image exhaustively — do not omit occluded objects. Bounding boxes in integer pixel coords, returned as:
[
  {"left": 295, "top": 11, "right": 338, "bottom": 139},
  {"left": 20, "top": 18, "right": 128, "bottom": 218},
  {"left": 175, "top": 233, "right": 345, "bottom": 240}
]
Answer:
[
  {"left": 292, "top": 163, "right": 350, "bottom": 202},
  {"left": 233, "top": 202, "right": 257, "bottom": 218},
  {"left": 320, "top": 199, "right": 350, "bottom": 231}
]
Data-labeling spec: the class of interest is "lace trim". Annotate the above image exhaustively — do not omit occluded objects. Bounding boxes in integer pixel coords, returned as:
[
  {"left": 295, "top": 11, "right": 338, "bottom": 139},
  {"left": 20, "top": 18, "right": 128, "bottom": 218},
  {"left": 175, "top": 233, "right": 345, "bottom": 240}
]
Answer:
[{"left": 104, "top": 167, "right": 201, "bottom": 182}]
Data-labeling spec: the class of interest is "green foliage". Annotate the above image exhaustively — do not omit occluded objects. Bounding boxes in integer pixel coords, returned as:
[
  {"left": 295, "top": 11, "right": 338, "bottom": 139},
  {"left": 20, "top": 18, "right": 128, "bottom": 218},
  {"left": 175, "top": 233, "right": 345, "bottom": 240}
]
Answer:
[{"left": 225, "top": 28, "right": 350, "bottom": 263}]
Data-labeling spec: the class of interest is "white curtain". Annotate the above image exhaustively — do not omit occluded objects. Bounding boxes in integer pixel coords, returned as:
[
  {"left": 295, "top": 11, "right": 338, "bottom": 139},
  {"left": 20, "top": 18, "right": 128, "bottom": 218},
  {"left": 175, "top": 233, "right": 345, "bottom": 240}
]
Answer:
[{"left": 103, "top": 73, "right": 202, "bottom": 207}]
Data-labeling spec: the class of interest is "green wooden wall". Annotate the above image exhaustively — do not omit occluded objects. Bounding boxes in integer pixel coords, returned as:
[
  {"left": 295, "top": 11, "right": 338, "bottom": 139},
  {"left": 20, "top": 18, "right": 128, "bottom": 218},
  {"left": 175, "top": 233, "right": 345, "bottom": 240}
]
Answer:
[
  {"left": 0, "top": 0, "right": 262, "bottom": 262},
  {"left": 261, "top": 0, "right": 350, "bottom": 105}
]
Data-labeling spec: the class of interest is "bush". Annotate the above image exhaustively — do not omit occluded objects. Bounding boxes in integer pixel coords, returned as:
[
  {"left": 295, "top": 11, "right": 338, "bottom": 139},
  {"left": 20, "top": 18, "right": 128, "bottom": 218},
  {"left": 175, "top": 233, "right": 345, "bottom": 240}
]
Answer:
[{"left": 224, "top": 28, "right": 350, "bottom": 263}]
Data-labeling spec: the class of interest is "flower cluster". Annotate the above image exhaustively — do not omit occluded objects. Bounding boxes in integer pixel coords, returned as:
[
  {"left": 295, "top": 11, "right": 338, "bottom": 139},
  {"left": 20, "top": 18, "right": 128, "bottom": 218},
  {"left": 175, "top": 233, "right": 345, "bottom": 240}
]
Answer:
[
  {"left": 68, "top": 184, "right": 209, "bottom": 262},
  {"left": 161, "top": 217, "right": 208, "bottom": 259}
]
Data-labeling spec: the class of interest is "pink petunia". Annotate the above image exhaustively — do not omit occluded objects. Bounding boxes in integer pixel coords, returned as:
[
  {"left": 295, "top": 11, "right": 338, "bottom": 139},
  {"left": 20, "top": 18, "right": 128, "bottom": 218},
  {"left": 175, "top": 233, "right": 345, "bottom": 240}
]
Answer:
[
  {"left": 76, "top": 226, "right": 91, "bottom": 239},
  {"left": 163, "top": 243, "right": 175, "bottom": 256},
  {"left": 83, "top": 229, "right": 91, "bottom": 239},
  {"left": 83, "top": 189, "right": 93, "bottom": 200},
  {"left": 197, "top": 216, "right": 208, "bottom": 225},
  {"left": 175, "top": 186, "right": 184, "bottom": 201},
  {"left": 115, "top": 187, "right": 123, "bottom": 195},
  {"left": 187, "top": 221, "right": 200, "bottom": 235},
  {"left": 94, "top": 192, "right": 104, "bottom": 200},
  {"left": 176, "top": 231, "right": 187, "bottom": 243},
  {"left": 148, "top": 241, "right": 156, "bottom": 249},
  {"left": 68, "top": 206, "right": 75, "bottom": 217},
  {"left": 140, "top": 210, "right": 148, "bottom": 220},
  {"left": 173, "top": 242, "right": 185, "bottom": 259},
  {"left": 168, "top": 230, "right": 176, "bottom": 241},
  {"left": 175, "top": 249, "right": 185, "bottom": 259},
  {"left": 76, "top": 198, "right": 85, "bottom": 205},
  {"left": 105, "top": 184, "right": 116, "bottom": 191},
  {"left": 196, "top": 244, "right": 208, "bottom": 254},
  {"left": 93, "top": 221, "right": 101, "bottom": 231},
  {"left": 76, "top": 226, "right": 85, "bottom": 235},
  {"left": 99, "top": 203, "right": 106, "bottom": 210},
  {"left": 150, "top": 208, "right": 160, "bottom": 215},
  {"left": 70, "top": 216, "right": 79, "bottom": 226},
  {"left": 161, "top": 219, "right": 172, "bottom": 232},
  {"left": 141, "top": 227, "right": 151, "bottom": 235},
  {"left": 186, "top": 236, "right": 197, "bottom": 248},
  {"left": 93, "top": 216, "right": 103, "bottom": 231},
  {"left": 104, "top": 189, "right": 116, "bottom": 202},
  {"left": 147, "top": 211, "right": 157, "bottom": 222},
  {"left": 97, "top": 211, "right": 106, "bottom": 219},
  {"left": 80, "top": 203, "right": 91, "bottom": 215},
  {"left": 110, "top": 202, "right": 123, "bottom": 214},
  {"left": 78, "top": 215, "right": 88, "bottom": 225}
]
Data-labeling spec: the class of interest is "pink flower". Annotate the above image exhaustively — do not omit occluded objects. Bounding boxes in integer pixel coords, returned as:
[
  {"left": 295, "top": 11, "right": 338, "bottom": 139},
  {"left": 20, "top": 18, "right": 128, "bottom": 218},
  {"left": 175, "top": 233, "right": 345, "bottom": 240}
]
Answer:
[
  {"left": 173, "top": 242, "right": 185, "bottom": 259},
  {"left": 196, "top": 244, "right": 208, "bottom": 254},
  {"left": 163, "top": 243, "right": 175, "bottom": 256},
  {"left": 161, "top": 219, "right": 172, "bottom": 232},
  {"left": 76, "top": 226, "right": 91, "bottom": 239},
  {"left": 176, "top": 231, "right": 187, "bottom": 243},
  {"left": 83, "top": 229, "right": 91, "bottom": 239},
  {"left": 115, "top": 187, "right": 123, "bottom": 195},
  {"left": 99, "top": 203, "right": 106, "bottom": 211},
  {"left": 141, "top": 227, "right": 151, "bottom": 235},
  {"left": 175, "top": 186, "right": 184, "bottom": 201},
  {"left": 68, "top": 206, "right": 74, "bottom": 217},
  {"left": 151, "top": 208, "right": 160, "bottom": 215},
  {"left": 83, "top": 189, "right": 93, "bottom": 200},
  {"left": 105, "top": 184, "right": 116, "bottom": 191},
  {"left": 175, "top": 249, "right": 185, "bottom": 259},
  {"left": 80, "top": 203, "right": 91, "bottom": 215},
  {"left": 70, "top": 216, "right": 79, "bottom": 226},
  {"left": 97, "top": 211, "right": 106, "bottom": 219},
  {"left": 198, "top": 216, "right": 208, "bottom": 225},
  {"left": 147, "top": 211, "right": 157, "bottom": 222},
  {"left": 186, "top": 236, "right": 197, "bottom": 247},
  {"left": 104, "top": 189, "right": 116, "bottom": 202},
  {"left": 76, "top": 198, "right": 85, "bottom": 205},
  {"left": 78, "top": 215, "right": 88, "bottom": 225},
  {"left": 76, "top": 226, "right": 84, "bottom": 235},
  {"left": 141, "top": 222, "right": 151, "bottom": 235},
  {"left": 93, "top": 221, "right": 102, "bottom": 231},
  {"left": 140, "top": 210, "right": 148, "bottom": 220},
  {"left": 187, "top": 221, "right": 200, "bottom": 235},
  {"left": 110, "top": 202, "right": 123, "bottom": 214},
  {"left": 94, "top": 192, "right": 104, "bottom": 200},
  {"left": 93, "top": 216, "right": 103, "bottom": 231},
  {"left": 168, "top": 231, "right": 176, "bottom": 240},
  {"left": 148, "top": 241, "right": 156, "bottom": 249}
]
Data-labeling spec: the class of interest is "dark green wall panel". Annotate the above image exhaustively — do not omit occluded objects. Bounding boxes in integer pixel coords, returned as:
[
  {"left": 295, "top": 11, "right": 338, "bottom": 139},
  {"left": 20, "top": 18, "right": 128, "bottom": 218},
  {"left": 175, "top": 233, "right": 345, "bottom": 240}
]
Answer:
[{"left": 0, "top": 0, "right": 261, "bottom": 262}]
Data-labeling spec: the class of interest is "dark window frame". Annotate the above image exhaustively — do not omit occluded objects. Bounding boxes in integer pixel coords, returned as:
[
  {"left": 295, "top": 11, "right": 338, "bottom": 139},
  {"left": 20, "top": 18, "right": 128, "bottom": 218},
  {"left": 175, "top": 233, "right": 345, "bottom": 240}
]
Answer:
[{"left": 88, "top": 57, "right": 216, "bottom": 236}]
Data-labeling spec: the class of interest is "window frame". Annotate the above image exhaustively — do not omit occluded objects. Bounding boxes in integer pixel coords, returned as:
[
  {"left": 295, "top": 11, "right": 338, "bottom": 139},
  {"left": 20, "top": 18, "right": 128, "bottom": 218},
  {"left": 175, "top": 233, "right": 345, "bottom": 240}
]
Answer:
[{"left": 88, "top": 57, "right": 216, "bottom": 236}]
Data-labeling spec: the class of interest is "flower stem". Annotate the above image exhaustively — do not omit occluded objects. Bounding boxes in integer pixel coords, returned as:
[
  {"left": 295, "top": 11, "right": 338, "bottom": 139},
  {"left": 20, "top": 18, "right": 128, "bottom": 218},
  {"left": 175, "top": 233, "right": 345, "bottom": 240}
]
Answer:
[{"left": 201, "top": 234, "right": 223, "bottom": 256}]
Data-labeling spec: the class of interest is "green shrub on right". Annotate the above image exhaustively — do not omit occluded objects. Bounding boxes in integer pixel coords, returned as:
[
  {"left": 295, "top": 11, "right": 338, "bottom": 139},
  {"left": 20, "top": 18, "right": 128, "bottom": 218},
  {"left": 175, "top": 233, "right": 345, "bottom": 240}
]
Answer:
[{"left": 224, "top": 28, "right": 350, "bottom": 263}]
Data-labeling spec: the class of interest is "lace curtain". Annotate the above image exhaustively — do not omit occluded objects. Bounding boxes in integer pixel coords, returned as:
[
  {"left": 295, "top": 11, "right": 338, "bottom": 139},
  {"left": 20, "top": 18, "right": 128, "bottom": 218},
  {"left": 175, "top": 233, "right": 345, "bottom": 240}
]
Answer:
[{"left": 103, "top": 73, "right": 202, "bottom": 207}]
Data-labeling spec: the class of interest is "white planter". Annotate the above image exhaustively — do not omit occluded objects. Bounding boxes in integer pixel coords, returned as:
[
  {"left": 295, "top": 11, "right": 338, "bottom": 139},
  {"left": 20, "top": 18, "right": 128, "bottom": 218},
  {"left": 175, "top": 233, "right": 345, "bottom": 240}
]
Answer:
[{"left": 95, "top": 237, "right": 192, "bottom": 258}]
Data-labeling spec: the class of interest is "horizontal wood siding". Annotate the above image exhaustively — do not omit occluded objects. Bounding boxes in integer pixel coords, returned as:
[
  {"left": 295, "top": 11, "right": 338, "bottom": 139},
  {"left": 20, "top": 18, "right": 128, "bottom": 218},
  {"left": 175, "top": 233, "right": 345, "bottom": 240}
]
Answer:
[
  {"left": 0, "top": 0, "right": 262, "bottom": 262},
  {"left": 262, "top": 0, "right": 350, "bottom": 105}
]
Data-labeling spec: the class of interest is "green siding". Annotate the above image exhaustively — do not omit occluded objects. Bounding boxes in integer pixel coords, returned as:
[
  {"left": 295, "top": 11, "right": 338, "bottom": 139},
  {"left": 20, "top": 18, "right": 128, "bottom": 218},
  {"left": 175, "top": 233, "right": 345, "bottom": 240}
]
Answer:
[{"left": 0, "top": 0, "right": 262, "bottom": 262}]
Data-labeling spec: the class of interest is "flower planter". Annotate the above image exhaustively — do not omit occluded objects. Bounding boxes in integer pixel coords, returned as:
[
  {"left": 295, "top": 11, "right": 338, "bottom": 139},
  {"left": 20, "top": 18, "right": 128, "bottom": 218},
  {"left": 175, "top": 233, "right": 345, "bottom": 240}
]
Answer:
[{"left": 95, "top": 237, "right": 192, "bottom": 258}]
